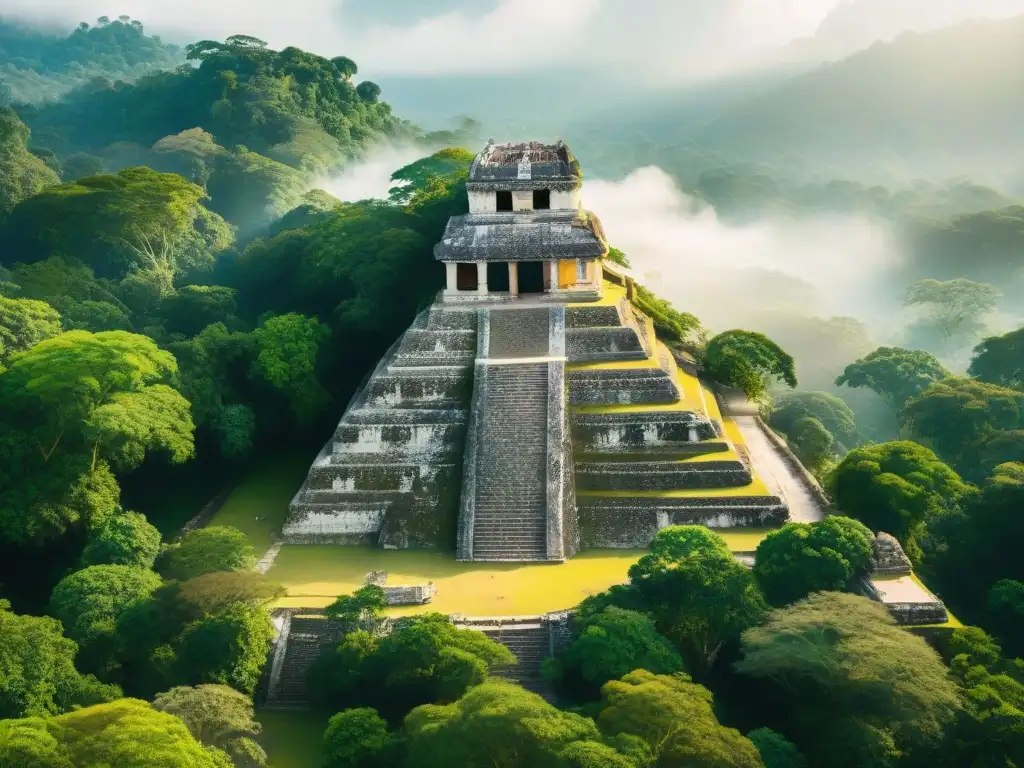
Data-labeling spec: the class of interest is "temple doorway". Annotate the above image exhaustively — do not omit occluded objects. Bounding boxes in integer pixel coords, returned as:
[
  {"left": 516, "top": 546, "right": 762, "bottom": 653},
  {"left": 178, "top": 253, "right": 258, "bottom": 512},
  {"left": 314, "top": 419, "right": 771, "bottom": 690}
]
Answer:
[
  {"left": 487, "top": 262, "right": 510, "bottom": 292},
  {"left": 519, "top": 261, "right": 544, "bottom": 294},
  {"left": 456, "top": 263, "right": 478, "bottom": 291}
]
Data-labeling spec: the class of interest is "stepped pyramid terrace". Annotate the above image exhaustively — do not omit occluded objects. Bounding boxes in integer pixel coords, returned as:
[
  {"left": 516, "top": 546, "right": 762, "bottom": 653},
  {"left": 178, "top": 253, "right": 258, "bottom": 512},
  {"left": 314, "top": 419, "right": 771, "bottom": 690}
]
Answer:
[
  {"left": 261, "top": 140, "right": 953, "bottom": 709},
  {"left": 283, "top": 139, "right": 788, "bottom": 561}
]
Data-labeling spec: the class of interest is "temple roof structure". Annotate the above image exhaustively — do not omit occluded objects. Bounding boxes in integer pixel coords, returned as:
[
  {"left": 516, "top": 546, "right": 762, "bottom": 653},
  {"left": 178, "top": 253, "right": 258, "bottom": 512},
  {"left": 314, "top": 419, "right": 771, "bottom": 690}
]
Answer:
[
  {"left": 433, "top": 209, "right": 608, "bottom": 263},
  {"left": 467, "top": 140, "right": 582, "bottom": 191}
]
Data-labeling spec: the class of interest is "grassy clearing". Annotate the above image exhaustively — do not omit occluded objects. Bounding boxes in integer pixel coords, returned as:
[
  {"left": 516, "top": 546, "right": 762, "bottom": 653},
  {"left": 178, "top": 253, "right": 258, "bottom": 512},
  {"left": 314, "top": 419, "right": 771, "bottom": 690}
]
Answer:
[
  {"left": 208, "top": 451, "right": 312, "bottom": 553},
  {"left": 717, "top": 528, "right": 772, "bottom": 552},
  {"left": 268, "top": 547, "right": 645, "bottom": 614},
  {"left": 573, "top": 402, "right": 699, "bottom": 415},
  {"left": 257, "top": 709, "right": 328, "bottom": 768}
]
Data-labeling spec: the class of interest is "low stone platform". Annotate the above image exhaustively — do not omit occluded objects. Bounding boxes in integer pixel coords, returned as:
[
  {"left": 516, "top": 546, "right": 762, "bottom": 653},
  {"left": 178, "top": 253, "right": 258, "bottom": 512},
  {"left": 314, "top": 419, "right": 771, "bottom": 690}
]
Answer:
[
  {"left": 860, "top": 532, "right": 948, "bottom": 625},
  {"left": 262, "top": 609, "right": 572, "bottom": 709}
]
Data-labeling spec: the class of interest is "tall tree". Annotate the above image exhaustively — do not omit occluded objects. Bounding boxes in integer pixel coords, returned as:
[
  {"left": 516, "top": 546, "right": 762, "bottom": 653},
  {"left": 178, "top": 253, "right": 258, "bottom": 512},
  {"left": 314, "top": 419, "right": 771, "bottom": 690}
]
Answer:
[
  {"left": 175, "top": 602, "right": 274, "bottom": 695},
  {"left": 970, "top": 326, "right": 1024, "bottom": 391},
  {"left": 624, "top": 526, "right": 767, "bottom": 674},
  {"left": 152, "top": 684, "right": 265, "bottom": 766},
  {"left": 0, "top": 330, "right": 194, "bottom": 544},
  {"left": 250, "top": 312, "right": 330, "bottom": 423},
  {"left": 0, "top": 698, "right": 234, "bottom": 767},
  {"left": 404, "top": 679, "right": 602, "bottom": 768},
  {"left": 786, "top": 416, "right": 836, "bottom": 475},
  {"left": 753, "top": 516, "right": 875, "bottom": 606},
  {"left": 735, "top": 593, "right": 961, "bottom": 768},
  {"left": 4, "top": 167, "right": 233, "bottom": 280},
  {"left": 158, "top": 526, "right": 255, "bottom": 581},
  {"left": 597, "top": 670, "right": 765, "bottom": 768},
  {"left": 81, "top": 510, "right": 162, "bottom": 569},
  {"left": 0, "top": 296, "right": 62, "bottom": 364},
  {"left": 545, "top": 606, "right": 684, "bottom": 702},
  {"left": 310, "top": 612, "right": 514, "bottom": 719},
  {"left": 703, "top": 329, "right": 797, "bottom": 402},
  {"left": 322, "top": 707, "right": 398, "bottom": 768},
  {"left": 0, "top": 106, "right": 59, "bottom": 214},
  {"left": 768, "top": 390, "right": 859, "bottom": 450},
  {"left": 835, "top": 346, "right": 949, "bottom": 424},
  {"left": 0, "top": 599, "right": 119, "bottom": 719},
  {"left": 48, "top": 564, "right": 162, "bottom": 675},
  {"left": 904, "top": 278, "right": 1000, "bottom": 352},
  {"left": 904, "top": 377, "right": 1024, "bottom": 478},
  {"left": 827, "top": 441, "right": 972, "bottom": 558}
]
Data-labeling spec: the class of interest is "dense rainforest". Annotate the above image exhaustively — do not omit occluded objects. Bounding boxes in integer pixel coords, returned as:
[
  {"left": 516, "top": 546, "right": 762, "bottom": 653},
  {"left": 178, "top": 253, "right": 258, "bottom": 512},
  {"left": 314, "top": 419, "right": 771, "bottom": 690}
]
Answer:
[{"left": 0, "top": 12, "right": 1023, "bottom": 768}]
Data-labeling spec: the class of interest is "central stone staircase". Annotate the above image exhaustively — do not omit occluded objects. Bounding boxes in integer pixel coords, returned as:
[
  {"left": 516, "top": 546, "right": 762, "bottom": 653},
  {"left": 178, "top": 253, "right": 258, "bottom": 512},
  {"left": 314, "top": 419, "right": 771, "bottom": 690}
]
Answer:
[
  {"left": 453, "top": 615, "right": 566, "bottom": 699},
  {"left": 471, "top": 363, "right": 550, "bottom": 560},
  {"left": 485, "top": 623, "right": 552, "bottom": 695}
]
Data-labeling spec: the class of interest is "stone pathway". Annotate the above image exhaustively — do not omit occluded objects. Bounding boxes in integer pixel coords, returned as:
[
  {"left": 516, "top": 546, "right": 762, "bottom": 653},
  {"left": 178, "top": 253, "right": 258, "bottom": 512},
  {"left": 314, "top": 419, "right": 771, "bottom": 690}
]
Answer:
[
  {"left": 717, "top": 387, "right": 826, "bottom": 524},
  {"left": 255, "top": 540, "right": 283, "bottom": 574}
]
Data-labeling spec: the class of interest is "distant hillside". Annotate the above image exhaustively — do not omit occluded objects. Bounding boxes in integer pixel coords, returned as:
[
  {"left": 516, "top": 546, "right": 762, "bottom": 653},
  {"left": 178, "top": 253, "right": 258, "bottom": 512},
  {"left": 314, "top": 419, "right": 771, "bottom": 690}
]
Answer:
[
  {"left": 0, "top": 16, "right": 183, "bottom": 104},
  {"left": 691, "top": 15, "right": 1024, "bottom": 175},
  {"left": 781, "top": 0, "right": 1024, "bottom": 66}
]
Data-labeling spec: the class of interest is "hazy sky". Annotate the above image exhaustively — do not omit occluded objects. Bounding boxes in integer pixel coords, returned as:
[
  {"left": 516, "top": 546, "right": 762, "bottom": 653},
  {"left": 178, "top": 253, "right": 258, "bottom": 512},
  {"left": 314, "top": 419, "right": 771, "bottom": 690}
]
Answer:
[{"left": 9, "top": 0, "right": 1024, "bottom": 80}]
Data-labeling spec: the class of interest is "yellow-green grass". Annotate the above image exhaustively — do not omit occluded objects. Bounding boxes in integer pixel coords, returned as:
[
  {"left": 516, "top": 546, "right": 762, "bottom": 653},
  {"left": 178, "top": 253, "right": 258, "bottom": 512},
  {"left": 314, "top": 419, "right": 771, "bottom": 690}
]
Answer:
[
  {"left": 268, "top": 547, "right": 646, "bottom": 613},
  {"left": 575, "top": 443, "right": 733, "bottom": 462},
  {"left": 717, "top": 528, "right": 772, "bottom": 552},
  {"left": 573, "top": 401, "right": 698, "bottom": 415},
  {"left": 568, "top": 357, "right": 664, "bottom": 371},
  {"left": 257, "top": 709, "right": 328, "bottom": 768},
  {"left": 577, "top": 477, "right": 773, "bottom": 499},
  {"left": 570, "top": 280, "right": 626, "bottom": 307},
  {"left": 910, "top": 572, "right": 964, "bottom": 628},
  {"left": 208, "top": 452, "right": 312, "bottom": 553}
]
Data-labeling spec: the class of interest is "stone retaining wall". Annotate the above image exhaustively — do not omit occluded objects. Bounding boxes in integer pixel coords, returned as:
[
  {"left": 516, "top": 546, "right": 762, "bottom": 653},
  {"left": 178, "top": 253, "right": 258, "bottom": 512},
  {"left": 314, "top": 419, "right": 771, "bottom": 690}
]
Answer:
[
  {"left": 578, "top": 496, "right": 788, "bottom": 547},
  {"left": 566, "top": 304, "right": 623, "bottom": 328},
  {"left": 572, "top": 411, "right": 718, "bottom": 451},
  {"left": 566, "top": 327, "right": 647, "bottom": 363},
  {"left": 568, "top": 369, "right": 679, "bottom": 405},
  {"left": 859, "top": 577, "right": 949, "bottom": 625},
  {"left": 753, "top": 416, "right": 833, "bottom": 512},
  {"left": 575, "top": 461, "right": 751, "bottom": 492}
]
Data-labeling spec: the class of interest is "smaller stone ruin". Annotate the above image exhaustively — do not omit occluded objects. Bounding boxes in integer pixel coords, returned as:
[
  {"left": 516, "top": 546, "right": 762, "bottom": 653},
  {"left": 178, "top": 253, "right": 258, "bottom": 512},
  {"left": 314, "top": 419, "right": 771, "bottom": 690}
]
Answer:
[
  {"left": 862, "top": 531, "right": 948, "bottom": 626},
  {"left": 363, "top": 571, "right": 434, "bottom": 605},
  {"left": 871, "top": 532, "right": 912, "bottom": 575}
]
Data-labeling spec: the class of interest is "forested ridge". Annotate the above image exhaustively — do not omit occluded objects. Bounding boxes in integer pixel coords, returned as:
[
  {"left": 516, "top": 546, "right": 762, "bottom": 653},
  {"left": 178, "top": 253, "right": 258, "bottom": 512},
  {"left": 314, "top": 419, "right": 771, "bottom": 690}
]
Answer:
[
  {"left": 1, "top": 13, "right": 1024, "bottom": 768},
  {"left": 0, "top": 15, "right": 183, "bottom": 105}
]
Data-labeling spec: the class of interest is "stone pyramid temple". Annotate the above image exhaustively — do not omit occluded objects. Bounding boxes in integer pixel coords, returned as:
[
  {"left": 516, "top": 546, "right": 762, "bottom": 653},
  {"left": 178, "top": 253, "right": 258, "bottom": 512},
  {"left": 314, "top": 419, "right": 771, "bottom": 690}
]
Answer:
[{"left": 284, "top": 140, "right": 789, "bottom": 561}]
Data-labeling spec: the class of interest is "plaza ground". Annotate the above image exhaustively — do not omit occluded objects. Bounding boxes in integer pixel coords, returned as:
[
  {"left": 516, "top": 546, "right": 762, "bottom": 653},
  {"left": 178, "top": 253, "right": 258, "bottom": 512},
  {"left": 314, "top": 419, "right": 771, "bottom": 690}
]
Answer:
[
  {"left": 209, "top": 449, "right": 774, "bottom": 614},
  {"left": 257, "top": 710, "right": 328, "bottom": 768}
]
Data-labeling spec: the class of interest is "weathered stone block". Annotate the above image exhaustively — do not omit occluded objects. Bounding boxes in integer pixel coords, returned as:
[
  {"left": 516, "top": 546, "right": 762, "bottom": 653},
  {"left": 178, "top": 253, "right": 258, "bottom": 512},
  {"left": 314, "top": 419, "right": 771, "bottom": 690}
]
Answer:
[
  {"left": 572, "top": 411, "right": 718, "bottom": 451},
  {"left": 566, "top": 327, "right": 647, "bottom": 363},
  {"left": 566, "top": 304, "right": 623, "bottom": 328},
  {"left": 568, "top": 368, "right": 679, "bottom": 405}
]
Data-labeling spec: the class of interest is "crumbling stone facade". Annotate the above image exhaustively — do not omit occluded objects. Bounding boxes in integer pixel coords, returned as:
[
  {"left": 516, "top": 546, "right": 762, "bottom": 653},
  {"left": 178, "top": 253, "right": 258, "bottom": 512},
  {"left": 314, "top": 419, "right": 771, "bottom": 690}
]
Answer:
[{"left": 872, "top": 532, "right": 913, "bottom": 575}]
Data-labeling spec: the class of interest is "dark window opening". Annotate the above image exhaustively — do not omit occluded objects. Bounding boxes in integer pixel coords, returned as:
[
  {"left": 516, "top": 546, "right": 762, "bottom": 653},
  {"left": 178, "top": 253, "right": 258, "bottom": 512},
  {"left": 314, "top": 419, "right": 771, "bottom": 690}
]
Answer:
[
  {"left": 533, "top": 189, "right": 551, "bottom": 210},
  {"left": 519, "top": 261, "right": 545, "bottom": 294},
  {"left": 496, "top": 190, "right": 513, "bottom": 211},
  {"left": 456, "top": 263, "right": 478, "bottom": 291},
  {"left": 487, "top": 262, "right": 510, "bottom": 292}
]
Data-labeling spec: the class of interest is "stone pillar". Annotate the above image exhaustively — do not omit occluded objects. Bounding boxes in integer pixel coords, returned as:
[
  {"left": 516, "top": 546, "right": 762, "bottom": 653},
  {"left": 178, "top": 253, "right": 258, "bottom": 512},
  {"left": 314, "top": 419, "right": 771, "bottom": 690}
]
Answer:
[
  {"left": 548, "top": 260, "right": 558, "bottom": 292},
  {"left": 476, "top": 261, "right": 488, "bottom": 295},
  {"left": 508, "top": 262, "right": 519, "bottom": 297},
  {"left": 444, "top": 262, "right": 459, "bottom": 295}
]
